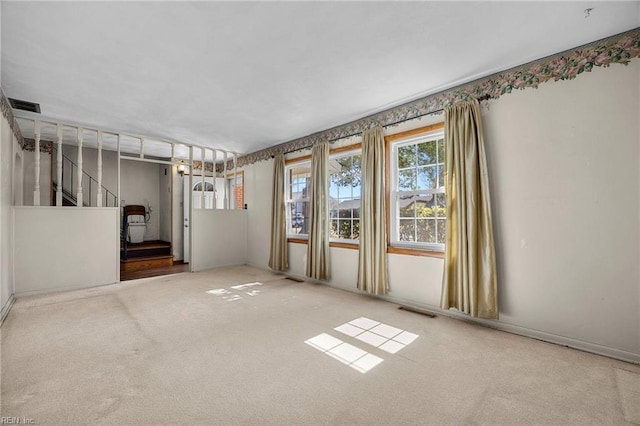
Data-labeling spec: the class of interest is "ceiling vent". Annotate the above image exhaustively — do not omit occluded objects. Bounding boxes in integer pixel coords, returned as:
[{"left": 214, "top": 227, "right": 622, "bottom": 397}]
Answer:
[{"left": 8, "top": 98, "right": 41, "bottom": 114}]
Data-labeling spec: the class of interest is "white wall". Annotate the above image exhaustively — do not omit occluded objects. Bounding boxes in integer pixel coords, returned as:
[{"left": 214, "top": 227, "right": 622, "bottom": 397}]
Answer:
[
  {"left": 120, "top": 159, "right": 160, "bottom": 241},
  {"left": 191, "top": 209, "right": 247, "bottom": 271},
  {"left": 13, "top": 207, "right": 119, "bottom": 295},
  {"left": 13, "top": 150, "right": 23, "bottom": 206},
  {"left": 483, "top": 61, "right": 639, "bottom": 359},
  {"left": 244, "top": 159, "right": 273, "bottom": 268},
  {"left": 22, "top": 149, "right": 51, "bottom": 206},
  {"left": 0, "top": 112, "right": 17, "bottom": 319},
  {"left": 244, "top": 61, "right": 640, "bottom": 362}
]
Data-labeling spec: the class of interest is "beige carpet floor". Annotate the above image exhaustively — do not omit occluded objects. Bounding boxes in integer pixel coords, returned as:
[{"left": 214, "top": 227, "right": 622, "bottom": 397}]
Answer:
[{"left": 1, "top": 265, "right": 639, "bottom": 425}]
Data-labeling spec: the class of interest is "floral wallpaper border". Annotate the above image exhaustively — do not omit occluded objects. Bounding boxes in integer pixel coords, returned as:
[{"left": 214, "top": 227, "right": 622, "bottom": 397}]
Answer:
[
  {"left": 22, "top": 138, "right": 53, "bottom": 154},
  {"left": 192, "top": 160, "right": 215, "bottom": 173},
  {"left": 237, "top": 27, "right": 640, "bottom": 168},
  {"left": 0, "top": 88, "right": 25, "bottom": 148}
]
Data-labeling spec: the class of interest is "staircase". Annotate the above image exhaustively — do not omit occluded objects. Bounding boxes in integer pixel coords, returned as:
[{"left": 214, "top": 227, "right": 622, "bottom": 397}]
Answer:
[
  {"left": 120, "top": 240, "right": 173, "bottom": 272},
  {"left": 120, "top": 205, "right": 175, "bottom": 277},
  {"left": 52, "top": 149, "right": 117, "bottom": 207}
]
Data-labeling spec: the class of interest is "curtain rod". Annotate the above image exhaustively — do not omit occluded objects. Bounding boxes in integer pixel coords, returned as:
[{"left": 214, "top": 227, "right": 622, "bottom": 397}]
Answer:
[{"left": 282, "top": 94, "right": 491, "bottom": 155}]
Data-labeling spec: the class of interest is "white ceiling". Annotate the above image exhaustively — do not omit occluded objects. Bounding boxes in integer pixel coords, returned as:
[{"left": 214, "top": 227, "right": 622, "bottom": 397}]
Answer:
[{"left": 2, "top": 1, "right": 639, "bottom": 156}]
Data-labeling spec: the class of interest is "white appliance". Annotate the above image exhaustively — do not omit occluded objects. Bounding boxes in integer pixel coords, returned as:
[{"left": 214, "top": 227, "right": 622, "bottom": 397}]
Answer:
[{"left": 127, "top": 214, "right": 146, "bottom": 243}]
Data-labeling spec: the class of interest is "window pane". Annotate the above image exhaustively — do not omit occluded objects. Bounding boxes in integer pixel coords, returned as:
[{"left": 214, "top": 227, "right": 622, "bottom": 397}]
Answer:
[
  {"left": 329, "top": 180, "right": 339, "bottom": 199},
  {"left": 417, "top": 140, "right": 437, "bottom": 166},
  {"left": 329, "top": 153, "right": 361, "bottom": 241},
  {"left": 398, "top": 195, "right": 415, "bottom": 218},
  {"left": 437, "top": 163, "right": 445, "bottom": 188},
  {"left": 416, "top": 219, "right": 436, "bottom": 243},
  {"left": 435, "top": 193, "right": 446, "bottom": 218},
  {"left": 417, "top": 166, "right": 437, "bottom": 190},
  {"left": 437, "top": 219, "right": 446, "bottom": 244},
  {"left": 416, "top": 194, "right": 435, "bottom": 217},
  {"left": 338, "top": 220, "right": 351, "bottom": 239},
  {"left": 330, "top": 219, "right": 339, "bottom": 238},
  {"left": 288, "top": 201, "right": 309, "bottom": 234},
  {"left": 352, "top": 219, "right": 360, "bottom": 240},
  {"left": 339, "top": 208, "right": 352, "bottom": 219},
  {"left": 437, "top": 139, "right": 445, "bottom": 163},
  {"left": 397, "top": 145, "right": 415, "bottom": 168},
  {"left": 399, "top": 219, "right": 415, "bottom": 242},
  {"left": 290, "top": 166, "right": 310, "bottom": 200},
  {"left": 398, "top": 169, "right": 416, "bottom": 191},
  {"left": 330, "top": 208, "right": 338, "bottom": 218}
]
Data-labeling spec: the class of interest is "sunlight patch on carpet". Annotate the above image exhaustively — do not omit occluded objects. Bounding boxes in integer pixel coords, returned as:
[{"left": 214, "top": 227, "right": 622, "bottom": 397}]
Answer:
[
  {"left": 335, "top": 317, "right": 419, "bottom": 354},
  {"left": 305, "top": 333, "right": 383, "bottom": 374},
  {"left": 206, "top": 282, "right": 263, "bottom": 301}
]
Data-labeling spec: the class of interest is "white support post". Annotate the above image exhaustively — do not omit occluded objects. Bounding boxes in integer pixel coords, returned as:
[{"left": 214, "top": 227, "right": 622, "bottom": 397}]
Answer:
[
  {"left": 117, "top": 134, "right": 121, "bottom": 208},
  {"left": 116, "top": 133, "right": 121, "bottom": 283},
  {"left": 212, "top": 149, "right": 217, "bottom": 209},
  {"left": 233, "top": 152, "right": 238, "bottom": 210},
  {"left": 33, "top": 120, "right": 41, "bottom": 206},
  {"left": 201, "top": 148, "right": 206, "bottom": 209},
  {"left": 56, "top": 124, "right": 63, "bottom": 206},
  {"left": 77, "top": 127, "right": 83, "bottom": 207},
  {"left": 188, "top": 146, "right": 193, "bottom": 267},
  {"left": 223, "top": 151, "right": 228, "bottom": 209},
  {"left": 140, "top": 138, "right": 145, "bottom": 159},
  {"left": 96, "top": 130, "right": 104, "bottom": 207}
]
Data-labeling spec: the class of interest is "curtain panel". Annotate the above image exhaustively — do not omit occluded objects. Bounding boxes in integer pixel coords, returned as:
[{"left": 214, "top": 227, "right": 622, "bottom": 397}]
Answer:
[
  {"left": 357, "top": 127, "right": 389, "bottom": 295},
  {"left": 306, "top": 141, "right": 330, "bottom": 280},
  {"left": 441, "top": 99, "right": 498, "bottom": 319},
  {"left": 268, "top": 154, "right": 288, "bottom": 271}
]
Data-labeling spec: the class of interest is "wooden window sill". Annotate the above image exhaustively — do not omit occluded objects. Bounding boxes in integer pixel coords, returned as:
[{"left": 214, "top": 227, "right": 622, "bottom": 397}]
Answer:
[
  {"left": 287, "top": 238, "right": 359, "bottom": 250},
  {"left": 387, "top": 246, "right": 444, "bottom": 259},
  {"left": 330, "top": 241, "right": 358, "bottom": 250},
  {"left": 289, "top": 238, "right": 443, "bottom": 258},
  {"left": 287, "top": 237, "right": 308, "bottom": 244}
]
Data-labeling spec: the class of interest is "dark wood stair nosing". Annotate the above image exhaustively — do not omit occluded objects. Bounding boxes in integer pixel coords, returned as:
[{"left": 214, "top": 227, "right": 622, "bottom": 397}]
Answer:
[{"left": 121, "top": 254, "right": 174, "bottom": 264}]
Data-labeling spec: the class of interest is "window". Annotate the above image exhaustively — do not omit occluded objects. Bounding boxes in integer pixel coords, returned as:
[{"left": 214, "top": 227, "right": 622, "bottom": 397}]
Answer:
[
  {"left": 285, "top": 162, "right": 311, "bottom": 236},
  {"left": 193, "top": 182, "right": 214, "bottom": 192},
  {"left": 329, "top": 152, "right": 361, "bottom": 242},
  {"left": 228, "top": 172, "right": 244, "bottom": 210},
  {"left": 390, "top": 129, "right": 446, "bottom": 251}
]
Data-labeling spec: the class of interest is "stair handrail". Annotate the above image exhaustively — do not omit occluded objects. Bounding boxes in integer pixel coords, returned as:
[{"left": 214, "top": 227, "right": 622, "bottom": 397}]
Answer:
[{"left": 54, "top": 148, "right": 118, "bottom": 207}]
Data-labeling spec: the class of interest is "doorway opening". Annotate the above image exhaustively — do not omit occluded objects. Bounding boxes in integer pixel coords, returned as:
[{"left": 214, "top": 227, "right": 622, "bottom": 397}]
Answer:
[{"left": 120, "top": 159, "right": 188, "bottom": 281}]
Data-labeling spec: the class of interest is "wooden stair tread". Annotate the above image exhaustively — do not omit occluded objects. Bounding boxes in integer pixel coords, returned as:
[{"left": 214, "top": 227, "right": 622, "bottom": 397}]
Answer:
[
  {"left": 121, "top": 255, "right": 173, "bottom": 263},
  {"left": 120, "top": 255, "right": 174, "bottom": 272},
  {"left": 121, "top": 243, "right": 171, "bottom": 251}
]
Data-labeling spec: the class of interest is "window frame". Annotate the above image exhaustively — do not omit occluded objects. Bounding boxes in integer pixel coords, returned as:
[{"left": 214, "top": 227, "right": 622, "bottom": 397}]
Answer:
[
  {"left": 284, "top": 160, "right": 312, "bottom": 239},
  {"left": 328, "top": 149, "right": 362, "bottom": 244},
  {"left": 385, "top": 123, "right": 446, "bottom": 256}
]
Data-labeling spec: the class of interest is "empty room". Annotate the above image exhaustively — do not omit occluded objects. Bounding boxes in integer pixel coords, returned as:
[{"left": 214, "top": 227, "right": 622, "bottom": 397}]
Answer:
[{"left": 1, "top": 1, "right": 639, "bottom": 424}]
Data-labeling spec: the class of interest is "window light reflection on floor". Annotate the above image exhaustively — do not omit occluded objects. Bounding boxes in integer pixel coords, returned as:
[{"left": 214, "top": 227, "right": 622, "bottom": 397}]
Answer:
[
  {"left": 305, "top": 333, "right": 383, "bottom": 373},
  {"left": 206, "top": 282, "right": 263, "bottom": 301},
  {"left": 334, "top": 317, "right": 419, "bottom": 354}
]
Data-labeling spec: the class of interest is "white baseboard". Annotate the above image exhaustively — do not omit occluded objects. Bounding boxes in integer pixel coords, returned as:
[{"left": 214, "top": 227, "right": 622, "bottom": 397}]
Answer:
[
  {"left": 192, "top": 261, "right": 247, "bottom": 273},
  {"left": 14, "top": 281, "right": 119, "bottom": 298},
  {"left": 0, "top": 294, "right": 16, "bottom": 326},
  {"left": 276, "top": 270, "right": 640, "bottom": 365},
  {"left": 382, "top": 293, "right": 640, "bottom": 365}
]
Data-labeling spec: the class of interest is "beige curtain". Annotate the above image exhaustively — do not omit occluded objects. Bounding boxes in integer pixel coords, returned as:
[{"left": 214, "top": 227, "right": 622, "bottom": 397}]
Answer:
[
  {"left": 441, "top": 99, "right": 498, "bottom": 319},
  {"left": 357, "top": 127, "right": 388, "bottom": 295},
  {"left": 306, "top": 141, "right": 330, "bottom": 280},
  {"left": 268, "top": 154, "right": 288, "bottom": 271}
]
